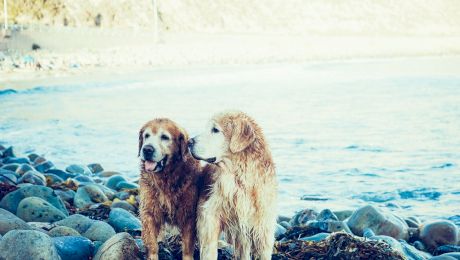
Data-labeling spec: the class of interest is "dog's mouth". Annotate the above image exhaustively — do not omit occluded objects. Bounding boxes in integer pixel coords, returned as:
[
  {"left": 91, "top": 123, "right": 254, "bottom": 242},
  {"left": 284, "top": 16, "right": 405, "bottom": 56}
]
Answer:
[
  {"left": 190, "top": 152, "right": 217, "bottom": 164},
  {"left": 142, "top": 156, "right": 168, "bottom": 173}
]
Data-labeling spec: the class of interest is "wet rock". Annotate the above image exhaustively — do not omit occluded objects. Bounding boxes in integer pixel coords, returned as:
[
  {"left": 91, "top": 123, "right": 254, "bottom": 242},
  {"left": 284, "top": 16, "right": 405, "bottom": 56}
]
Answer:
[
  {"left": 0, "top": 230, "right": 60, "bottom": 260},
  {"left": 19, "top": 170, "right": 47, "bottom": 185},
  {"left": 82, "top": 220, "right": 116, "bottom": 242},
  {"left": 115, "top": 181, "right": 138, "bottom": 191},
  {"left": 108, "top": 208, "right": 141, "bottom": 233},
  {"left": 53, "top": 236, "right": 94, "bottom": 260},
  {"left": 4, "top": 157, "right": 30, "bottom": 164},
  {"left": 74, "top": 184, "right": 108, "bottom": 208},
  {"left": 74, "top": 175, "right": 94, "bottom": 183},
  {"left": 0, "top": 185, "right": 68, "bottom": 215},
  {"left": 55, "top": 214, "right": 94, "bottom": 234},
  {"left": 46, "top": 169, "right": 76, "bottom": 180},
  {"left": 275, "top": 223, "right": 287, "bottom": 237},
  {"left": 289, "top": 209, "right": 318, "bottom": 226},
  {"left": 45, "top": 173, "right": 65, "bottom": 185},
  {"left": 420, "top": 220, "right": 459, "bottom": 252},
  {"left": 55, "top": 189, "right": 76, "bottom": 203},
  {"left": 300, "top": 232, "right": 329, "bottom": 242},
  {"left": 279, "top": 220, "right": 291, "bottom": 229},
  {"left": 0, "top": 169, "right": 18, "bottom": 185},
  {"left": 98, "top": 171, "right": 121, "bottom": 177},
  {"left": 105, "top": 175, "right": 127, "bottom": 190},
  {"left": 0, "top": 208, "right": 32, "bottom": 235},
  {"left": 307, "top": 220, "right": 352, "bottom": 233},
  {"left": 35, "top": 161, "right": 55, "bottom": 173},
  {"left": 111, "top": 200, "right": 136, "bottom": 212},
  {"left": 347, "top": 205, "right": 409, "bottom": 240},
  {"left": 27, "top": 153, "right": 40, "bottom": 162},
  {"left": 88, "top": 163, "right": 104, "bottom": 174},
  {"left": 1, "top": 163, "right": 20, "bottom": 172},
  {"left": 406, "top": 217, "right": 421, "bottom": 228},
  {"left": 66, "top": 164, "right": 92, "bottom": 175},
  {"left": 48, "top": 225, "right": 81, "bottom": 237},
  {"left": 317, "top": 209, "right": 339, "bottom": 221},
  {"left": 114, "top": 191, "right": 130, "bottom": 200},
  {"left": 2, "top": 146, "right": 15, "bottom": 158},
  {"left": 434, "top": 245, "right": 460, "bottom": 256},
  {"left": 33, "top": 156, "right": 47, "bottom": 165},
  {"left": 96, "top": 184, "right": 116, "bottom": 200},
  {"left": 15, "top": 163, "right": 34, "bottom": 175},
  {"left": 94, "top": 232, "right": 140, "bottom": 260},
  {"left": 17, "top": 196, "right": 67, "bottom": 222}
]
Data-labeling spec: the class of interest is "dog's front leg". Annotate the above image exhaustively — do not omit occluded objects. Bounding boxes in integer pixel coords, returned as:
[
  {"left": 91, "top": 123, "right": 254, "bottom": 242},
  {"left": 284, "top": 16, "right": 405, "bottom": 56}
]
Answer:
[
  {"left": 197, "top": 206, "right": 220, "bottom": 260},
  {"left": 139, "top": 185, "right": 160, "bottom": 260},
  {"left": 181, "top": 220, "right": 196, "bottom": 260}
]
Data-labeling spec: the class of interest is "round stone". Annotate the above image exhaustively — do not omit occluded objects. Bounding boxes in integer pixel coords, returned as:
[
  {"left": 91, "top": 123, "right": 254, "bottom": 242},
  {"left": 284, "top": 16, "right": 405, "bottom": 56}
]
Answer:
[
  {"left": 17, "top": 196, "right": 67, "bottom": 222},
  {"left": 0, "top": 230, "right": 60, "bottom": 260}
]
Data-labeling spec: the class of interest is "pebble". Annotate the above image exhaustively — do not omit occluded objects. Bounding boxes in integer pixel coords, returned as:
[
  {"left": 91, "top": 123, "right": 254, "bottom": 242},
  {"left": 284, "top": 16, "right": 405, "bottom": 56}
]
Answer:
[
  {"left": 0, "top": 185, "right": 68, "bottom": 216},
  {"left": 48, "top": 226, "right": 81, "bottom": 237},
  {"left": 15, "top": 163, "right": 34, "bottom": 175},
  {"left": 108, "top": 208, "right": 141, "bottom": 232},
  {"left": 88, "top": 163, "right": 104, "bottom": 174},
  {"left": 35, "top": 161, "right": 55, "bottom": 173},
  {"left": 0, "top": 208, "right": 32, "bottom": 235},
  {"left": 347, "top": 205, "right": 409, "bottom": 240},
  {"left": 66, "top": 164, "right": 92, "bottom": 175},
  {"left": 111, "top": 200, "right": 136, "bottom": 212},
  {"left": 93, "top": 232, "right": 140, "bottom": 260},
  {"left": 289, "top": 209, "right": 318, "bottom": 226},
  {"left": 82, "top": 220, "right": 116, "bottom": 242},
  {"left": 105, "top": 175, "right": 127, "bottom": 190},
  {"left": 420, "top": 220, "right": 459, "bottom": 252},
  {"left": 300, "top": 232, "right": 330, "bottom": 242},
  {"left": 19, "top": 170, "right": 47, "bottom": 185},
  {"left": 74, "top": 184, "right": 109, "bottom": 208},
  {"left": 54, "top": 214, "right": 94, "bottom": 234},
  {"left": 0, "top": 230, "right": 60, "bottom": 260},
  {"left": 16, "top": 196, "right": 67, "bottom": 222},
  {"left": 115, "top": 181, "right": 139, "bottom": 191},
  {"left": 53, "top": 236, "right": 95, "bottom": 260}
]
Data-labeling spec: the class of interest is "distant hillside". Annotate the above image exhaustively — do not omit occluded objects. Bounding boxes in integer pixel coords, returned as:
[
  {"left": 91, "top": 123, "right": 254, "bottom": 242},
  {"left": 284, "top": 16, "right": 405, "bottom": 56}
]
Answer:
[{"left": 1, "top": 0, "right": 460, "bottom": 36}]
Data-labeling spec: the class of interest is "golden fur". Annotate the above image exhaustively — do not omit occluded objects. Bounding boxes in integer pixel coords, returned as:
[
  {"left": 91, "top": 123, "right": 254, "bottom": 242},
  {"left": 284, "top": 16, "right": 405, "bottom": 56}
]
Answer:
[
  {"left": 196, "top": 111, "right": 278, "bottom": 260},
  {"left": 138, "top": 118, "right": 206, "bottom": 260}
]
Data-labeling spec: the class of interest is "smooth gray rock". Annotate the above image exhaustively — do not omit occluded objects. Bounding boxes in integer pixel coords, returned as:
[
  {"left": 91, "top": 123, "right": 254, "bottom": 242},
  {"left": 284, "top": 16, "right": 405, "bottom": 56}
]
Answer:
[
  {"left": 82, "top": 221, "right": 116, "bottom": 242},
  {"left": 289, "top": 209, "right": 318, "bottom": 226},
  {"left": 0, "top": 230, "right": 60, "bottom": 260},
  {"left": 66, "top": 164, "right": 92, "bottom": 175},
  {"left": 17, "top": 196, "right": 67, "bottom": 222},
  {"left": 48, "top": 226, "right": 81, "bottom": 237},
  {"left": 0, "top": 185, "right": 68, "bottom": 216},
  {"left": 53, "top": 236, "right": 94, "bottom": 260},
  {"left": 94, "top": 232, "right": 140, "bottom": 260},
  {"left": 0, "top": 208, "right": 32, "bottom": 235},
  {"left": 54, "top": 214, "right": 94, "bottom": 234},
  {"left": 74, "top": 184, "right": 108, "bottom": 209},
  {"left": 347, "top": 205, "right": 409, "bottom": 240},
  {"left": 274, "top": 223, "right": 287, "bottom": 237},
  {"left": 55, "top": 189, "right": 76, "bottom": 203},
  {"left": 115, "top": 181, "right": 138, "bottom": 191},
  {"left": 420, "top": 220, "right": 459, "bottom": 252},
  {"left": 88, "top": 163, "right": 104, "bottom": 174},
  {"left": 35, "top": 161, "right": 55, "bottom": 173},
  {"left": 19, "top": 170, "right": 46, "bottom": 185},
  {"left": 108, "top": 208, "right": 141, "bottom": 232},
  {"left": 105, "top": 175, "right": 127, "bottom": 190}
]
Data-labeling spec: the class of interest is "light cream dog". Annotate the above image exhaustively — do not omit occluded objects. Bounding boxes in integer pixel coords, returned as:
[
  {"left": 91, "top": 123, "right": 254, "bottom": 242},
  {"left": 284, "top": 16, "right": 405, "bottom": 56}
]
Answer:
[{"left": 188, "top": 111, "right": 278, "bottom": 260}]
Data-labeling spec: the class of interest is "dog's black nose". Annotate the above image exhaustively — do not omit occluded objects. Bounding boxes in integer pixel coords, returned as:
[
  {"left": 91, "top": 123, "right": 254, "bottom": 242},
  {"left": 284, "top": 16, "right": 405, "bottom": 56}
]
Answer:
[
  {"left": 142, "top": 145, "right": 155, "bottom": 159},
  {"left": 187, "top": 138, "right": 195, "bottom": 148}
]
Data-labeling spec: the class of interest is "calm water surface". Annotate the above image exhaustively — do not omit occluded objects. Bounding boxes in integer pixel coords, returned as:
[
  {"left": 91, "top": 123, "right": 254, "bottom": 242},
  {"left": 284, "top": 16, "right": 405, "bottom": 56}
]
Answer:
[{"left": 1, "top": 57, "right": 460, "bottom": 221}]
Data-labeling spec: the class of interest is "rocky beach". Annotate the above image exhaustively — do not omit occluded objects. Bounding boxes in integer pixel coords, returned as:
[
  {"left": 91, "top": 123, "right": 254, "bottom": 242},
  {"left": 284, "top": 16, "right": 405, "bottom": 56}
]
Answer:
[{"left": 0, "top": 144, "right": 459, "bottom": 259}]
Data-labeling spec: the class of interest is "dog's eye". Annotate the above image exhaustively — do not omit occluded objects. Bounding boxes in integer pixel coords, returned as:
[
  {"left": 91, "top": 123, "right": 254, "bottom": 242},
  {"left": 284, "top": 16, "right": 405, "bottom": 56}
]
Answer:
[
  {"left": 144, "top": 133, "right": 150, "bottom": 139},
  {"left": 161, "top": 134, "right": 170, "bottom": 141},
  {"left": 211, "top": 127, "right": 219, "bottom": 133}
]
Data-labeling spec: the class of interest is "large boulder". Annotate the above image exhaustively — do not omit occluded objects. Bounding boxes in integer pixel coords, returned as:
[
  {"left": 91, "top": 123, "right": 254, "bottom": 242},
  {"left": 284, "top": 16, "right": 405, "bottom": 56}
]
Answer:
[
  {"left": 53, "top": 236, "right": 94, "bottom": 260},
  {"left": 108, "top": 208, "right": 141, "bottom": 233},
  {"left": 347, "top": 205, "right": 409, "bottom": 240},
  {"left": 94, "top": 232, "right": 140, "bottom": 260},
  {"left": 0, "top": 208, "right": 32, "bottom": 235},
  {"left": 0, "top": 185, "right": 68, "bottom": 216},
  {"left": 0, "top": 230, "right": 60, "bottom": 260},
  {"left": 17, "top": 197, "right": 67, "bottom": 222}
]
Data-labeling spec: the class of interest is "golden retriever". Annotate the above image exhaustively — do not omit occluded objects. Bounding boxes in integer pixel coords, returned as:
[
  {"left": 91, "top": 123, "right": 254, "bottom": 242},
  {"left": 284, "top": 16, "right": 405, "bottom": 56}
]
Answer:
[
  {"left": 188, "top": 111, "right": 278, "bottom": 260},
  {"left": 138, "top": 118, "right": 206, "bottom": 260}
]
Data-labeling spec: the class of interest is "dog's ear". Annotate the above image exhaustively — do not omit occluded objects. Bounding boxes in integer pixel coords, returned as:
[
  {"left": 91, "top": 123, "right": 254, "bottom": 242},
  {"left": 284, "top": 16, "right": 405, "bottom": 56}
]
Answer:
[
  {"left": 138, "top": 127, "right": 144, "bottom": 157},
  {"left": 177, "top": 130, "right": 189, "bottom": 162},
  {"left": 229, "top": 118, "right": 256, "bottom": 153}
]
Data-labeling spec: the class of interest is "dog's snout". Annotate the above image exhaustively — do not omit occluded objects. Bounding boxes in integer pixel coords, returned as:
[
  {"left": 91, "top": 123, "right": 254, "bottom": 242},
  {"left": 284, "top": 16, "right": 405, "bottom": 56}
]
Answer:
[
  {"left": 142, "top": 145, "right": 155, "bottom": 159},
  {"left": 187, "top": 138, "right": 195, "bottom": 148}
]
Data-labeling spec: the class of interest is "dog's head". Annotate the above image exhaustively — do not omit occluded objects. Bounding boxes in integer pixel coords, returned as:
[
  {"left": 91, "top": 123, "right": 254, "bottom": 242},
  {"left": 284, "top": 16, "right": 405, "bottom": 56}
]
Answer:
[
  {"left": 188, "top": 111, "right": 256, "bottom": 164},
  {"left": 138, "top": 118, "right": 189, "bottom": 173}
]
